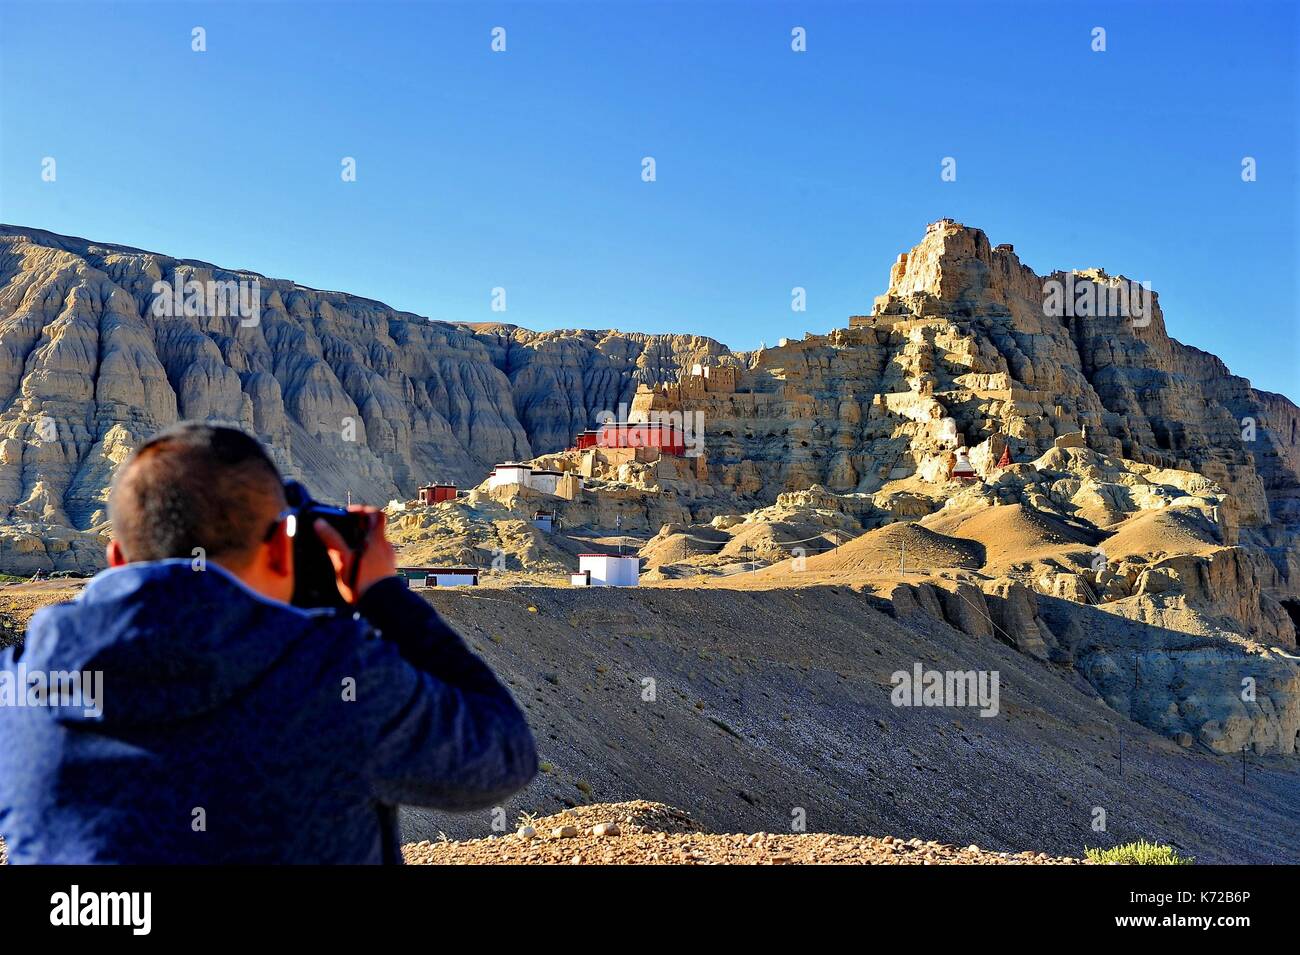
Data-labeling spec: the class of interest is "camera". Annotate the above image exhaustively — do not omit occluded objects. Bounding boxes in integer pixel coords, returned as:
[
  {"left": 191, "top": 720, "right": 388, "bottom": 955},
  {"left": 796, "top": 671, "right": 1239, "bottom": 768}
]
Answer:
[{"left": 283, "top": 480, "right": 370, "bottom": 609}]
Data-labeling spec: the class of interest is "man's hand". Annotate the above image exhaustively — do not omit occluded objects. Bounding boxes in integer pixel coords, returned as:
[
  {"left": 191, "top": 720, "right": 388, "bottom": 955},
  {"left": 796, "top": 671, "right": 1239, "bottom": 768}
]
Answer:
[{"left": 313, "top": 507, "right": 398, "bottom": 605}]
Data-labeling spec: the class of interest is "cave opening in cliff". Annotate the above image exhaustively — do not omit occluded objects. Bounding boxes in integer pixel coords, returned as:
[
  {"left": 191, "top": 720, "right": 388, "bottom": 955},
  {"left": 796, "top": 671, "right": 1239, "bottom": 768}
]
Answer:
[{"left": 1282, "top": 600, "right": 1300, "bottom": 633}]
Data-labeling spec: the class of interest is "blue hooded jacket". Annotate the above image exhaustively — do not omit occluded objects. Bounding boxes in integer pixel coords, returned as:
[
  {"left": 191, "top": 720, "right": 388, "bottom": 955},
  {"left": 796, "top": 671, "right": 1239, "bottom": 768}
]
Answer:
[{"left": 0, "top": 560, "right": 537, "bottom": 863}]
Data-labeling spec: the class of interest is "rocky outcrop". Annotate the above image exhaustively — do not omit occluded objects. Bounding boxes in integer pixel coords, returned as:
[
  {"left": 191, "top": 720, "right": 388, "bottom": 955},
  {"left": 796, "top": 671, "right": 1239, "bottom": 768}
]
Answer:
[
  {"left": 1057, "top": 603, "right": 1300, "bottom": 757},
  {"left": 886, "top": 569, "right": 1300, "bottom": 756},
  {"left": 584, "top": 219, "right": 1299, "bottom": 590},
  {"left": 980, "top": 578, "right": 1054, "bottom": 660},
  {"left": 1113, "top": 546, "right": 1297, "bottom": 648}
]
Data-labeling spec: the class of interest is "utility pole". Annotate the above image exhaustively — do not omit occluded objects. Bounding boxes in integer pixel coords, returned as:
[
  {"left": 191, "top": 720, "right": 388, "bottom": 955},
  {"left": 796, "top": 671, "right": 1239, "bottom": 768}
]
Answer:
[{"left": 899, "top": 538, "right": 906, "bottom": 577}]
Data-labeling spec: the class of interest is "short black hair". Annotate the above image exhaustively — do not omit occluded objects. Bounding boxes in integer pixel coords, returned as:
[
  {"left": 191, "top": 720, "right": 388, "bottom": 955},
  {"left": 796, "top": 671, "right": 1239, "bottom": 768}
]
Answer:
[{"left": 108, "top": 422, "right": 286, "bottom": 567}]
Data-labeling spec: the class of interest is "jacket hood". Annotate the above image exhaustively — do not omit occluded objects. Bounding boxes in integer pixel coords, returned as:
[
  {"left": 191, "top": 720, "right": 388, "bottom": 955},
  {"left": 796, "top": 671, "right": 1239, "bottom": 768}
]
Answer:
[{"left": 11, "top": 560, "right": 335, "bottom": 727}]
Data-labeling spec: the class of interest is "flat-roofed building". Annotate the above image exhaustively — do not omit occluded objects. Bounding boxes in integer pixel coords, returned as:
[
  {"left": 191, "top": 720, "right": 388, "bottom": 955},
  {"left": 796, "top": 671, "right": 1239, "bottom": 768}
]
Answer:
[
  {"left": 417, "top": 483, "right": 457, "bottom": 505},
  {"left": 573, "top": 554, "right": 640, "bottom": 587},
  {"left": 487, "top": 463, "right": 532, "bottom": 490},
  {"left": 397, "top": 566, "right": 480, "bottom": 588}
]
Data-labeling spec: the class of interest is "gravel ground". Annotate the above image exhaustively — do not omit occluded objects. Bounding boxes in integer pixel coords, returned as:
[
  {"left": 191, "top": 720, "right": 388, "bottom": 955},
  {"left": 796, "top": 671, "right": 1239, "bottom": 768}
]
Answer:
[{"left": 403, "top": 801, "right": 1086, "bottom": 865}]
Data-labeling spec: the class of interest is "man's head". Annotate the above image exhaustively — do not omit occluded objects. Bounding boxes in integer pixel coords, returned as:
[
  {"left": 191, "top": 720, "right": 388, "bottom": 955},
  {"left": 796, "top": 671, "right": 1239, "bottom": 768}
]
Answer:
[{"left": 107, "top": 422, "right": 294, "bottom": 603}]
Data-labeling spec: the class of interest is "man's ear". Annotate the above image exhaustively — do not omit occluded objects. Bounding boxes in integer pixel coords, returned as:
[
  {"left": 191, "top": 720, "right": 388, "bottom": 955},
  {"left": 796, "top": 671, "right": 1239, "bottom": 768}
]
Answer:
[
  {"left": 265, "top": 519, "right": 293, "bottom": 579},
  {"left": 106, "top": 539, "right": 127, "bottom": 568}
]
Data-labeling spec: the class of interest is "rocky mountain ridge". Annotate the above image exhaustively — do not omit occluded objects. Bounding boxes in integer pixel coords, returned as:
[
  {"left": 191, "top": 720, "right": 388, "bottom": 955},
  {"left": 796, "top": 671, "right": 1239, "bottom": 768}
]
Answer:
[{"left": 0, "top": 220, "right": 1296, "bottom": 579}]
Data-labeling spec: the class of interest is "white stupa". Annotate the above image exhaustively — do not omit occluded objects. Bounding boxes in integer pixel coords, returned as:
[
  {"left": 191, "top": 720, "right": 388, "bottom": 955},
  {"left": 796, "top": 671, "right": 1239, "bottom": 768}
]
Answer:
[{"left": 952, "top": 447, "right": 977, "bottom": 481}]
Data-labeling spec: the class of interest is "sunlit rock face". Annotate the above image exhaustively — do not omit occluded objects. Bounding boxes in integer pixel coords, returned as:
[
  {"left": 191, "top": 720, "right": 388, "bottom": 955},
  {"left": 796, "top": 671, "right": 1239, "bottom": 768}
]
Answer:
[{"left": 0, "top": 221, "right": 1296, "bottom": 585}]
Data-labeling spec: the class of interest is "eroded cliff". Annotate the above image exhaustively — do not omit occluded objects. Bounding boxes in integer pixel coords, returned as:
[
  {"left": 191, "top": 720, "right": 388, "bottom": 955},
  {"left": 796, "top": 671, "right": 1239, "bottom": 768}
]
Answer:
[{"left": 0, "top": 220, "right": 1296, "bottom": 583}]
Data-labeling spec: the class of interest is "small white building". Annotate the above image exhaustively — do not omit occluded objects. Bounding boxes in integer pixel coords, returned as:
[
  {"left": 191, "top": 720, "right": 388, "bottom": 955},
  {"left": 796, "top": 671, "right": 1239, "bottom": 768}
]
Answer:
[
  {"left": 488, "top": 463, "right": 532, "bottom": 490},
  {"left": 487, "top": 463, "right": 564, "bottom": 495},
  {"left": 398, "top": 566, "right": 480, "bottom": 588},
  {"left": 574, "top": 554, "right": 640, "bottom": 587}
]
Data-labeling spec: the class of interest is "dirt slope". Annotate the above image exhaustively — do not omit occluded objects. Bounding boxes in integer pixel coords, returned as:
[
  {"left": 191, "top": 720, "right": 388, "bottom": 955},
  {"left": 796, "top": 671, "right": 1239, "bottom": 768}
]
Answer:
[
  {"left": 1100, "top": 508, "right": 1222, "bottom": 562},
  {"left": 922, "top": 502, "right": 1102, "bottom": 573},
  {"left": 403, "top": 584, "right": 1300, "bottom": 863},
  {"left": 798, "top": 521, "right": 984, "bottom": 576}
]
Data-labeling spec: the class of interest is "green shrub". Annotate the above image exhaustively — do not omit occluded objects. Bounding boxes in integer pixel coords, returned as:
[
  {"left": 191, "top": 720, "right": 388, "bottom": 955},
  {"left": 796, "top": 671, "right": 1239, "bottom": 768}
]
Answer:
[{"left": 1085, "top": 841, "right": 1193, "bottom": 865}]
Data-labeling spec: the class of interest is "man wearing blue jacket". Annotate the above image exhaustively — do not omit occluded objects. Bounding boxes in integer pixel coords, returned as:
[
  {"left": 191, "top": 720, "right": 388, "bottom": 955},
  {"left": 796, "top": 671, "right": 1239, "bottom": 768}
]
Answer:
[{"left": 0, "top": 423, "right": 537, "bottom": 863}]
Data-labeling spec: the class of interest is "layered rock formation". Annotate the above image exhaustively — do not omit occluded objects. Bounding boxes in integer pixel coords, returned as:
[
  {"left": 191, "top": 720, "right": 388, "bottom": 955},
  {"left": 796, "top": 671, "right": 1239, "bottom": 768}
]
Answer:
[{"left": 1, "top": 219, "right": 1296, "bottom": 585}]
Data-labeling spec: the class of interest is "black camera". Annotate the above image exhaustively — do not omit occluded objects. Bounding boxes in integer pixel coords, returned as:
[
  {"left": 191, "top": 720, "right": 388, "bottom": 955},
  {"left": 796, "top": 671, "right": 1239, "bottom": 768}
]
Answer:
[{"left": 283, "top": 480, "right": 370, "bottom": 609}]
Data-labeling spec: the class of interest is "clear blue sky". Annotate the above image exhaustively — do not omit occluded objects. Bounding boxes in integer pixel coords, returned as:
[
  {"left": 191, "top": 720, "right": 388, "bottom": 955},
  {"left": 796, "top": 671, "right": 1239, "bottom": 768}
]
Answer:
[{"left": 1, "top": 0, "right": 1296, "bottom": 396}]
